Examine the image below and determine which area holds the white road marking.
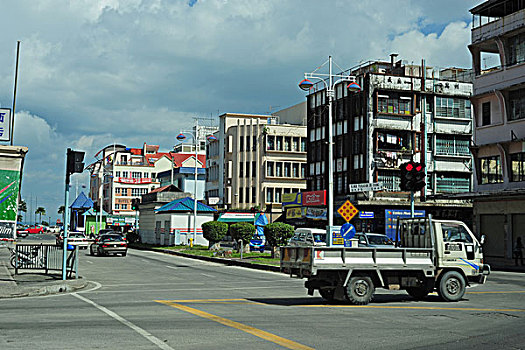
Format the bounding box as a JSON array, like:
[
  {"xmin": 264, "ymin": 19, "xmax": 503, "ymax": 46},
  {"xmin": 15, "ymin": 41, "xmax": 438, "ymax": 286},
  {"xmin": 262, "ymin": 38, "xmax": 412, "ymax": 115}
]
[
  {"xmin": 82, "ymin": 285, "xmax": 300, "ymax": 294},
  {"xmin": 201, "ymin": 273, "xmax": 213, "ymax": 278},
  {"xmin": 72, "ymin": 292, "xmax": 174, "ymax": 350},
  {"xmin": 165, "ymin": 265, "xmax": 177, "ymax": 270}
]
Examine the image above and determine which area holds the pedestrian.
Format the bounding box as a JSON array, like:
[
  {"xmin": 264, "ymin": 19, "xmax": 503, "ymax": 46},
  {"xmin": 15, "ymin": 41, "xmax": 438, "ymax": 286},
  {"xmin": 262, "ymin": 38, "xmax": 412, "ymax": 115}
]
[{"xmin": 513, "ymin": 237, "xmax": 524, "ymax": 266}]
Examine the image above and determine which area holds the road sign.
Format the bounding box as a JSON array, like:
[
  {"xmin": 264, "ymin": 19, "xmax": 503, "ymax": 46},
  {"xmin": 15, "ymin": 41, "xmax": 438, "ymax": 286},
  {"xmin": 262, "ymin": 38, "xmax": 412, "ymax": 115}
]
[
  {"xmin": 337, "ymin": 200, "xmax": 359, "ymax": 222},
  {"xmin": 348, "ymin": 182, "xmax": 384, "ymax": 193}
]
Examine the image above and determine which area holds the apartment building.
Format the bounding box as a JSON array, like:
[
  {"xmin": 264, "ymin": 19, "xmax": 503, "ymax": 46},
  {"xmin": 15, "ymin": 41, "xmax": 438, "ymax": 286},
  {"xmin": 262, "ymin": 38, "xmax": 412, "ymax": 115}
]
[
  {"xmin": 469, "ymin": 0, "xmax": 525, "ymax": 263},
  {"xmin": 304, "ymin": 57, "xmax": 474, "ymax": 233},
  {"xmin": 88, "ymin": 144, "xmax": 162, "ymax": 226},
  {"xmin": 206, "ymin": 111, "xmax": 307, "ymax": 220}
]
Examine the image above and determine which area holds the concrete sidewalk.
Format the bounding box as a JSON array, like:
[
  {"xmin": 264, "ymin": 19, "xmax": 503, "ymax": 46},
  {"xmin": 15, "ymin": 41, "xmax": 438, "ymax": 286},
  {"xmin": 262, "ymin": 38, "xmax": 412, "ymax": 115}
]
[{"xmin": 0, "ymin": 245, "xmax": 89, "ymax": 299}]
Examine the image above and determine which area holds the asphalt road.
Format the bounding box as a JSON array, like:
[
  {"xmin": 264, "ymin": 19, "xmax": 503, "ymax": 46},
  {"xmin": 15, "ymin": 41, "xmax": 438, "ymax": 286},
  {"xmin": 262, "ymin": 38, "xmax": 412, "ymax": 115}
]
[{"xmin": 0, "ymin": 248, "xmax": 524, "ymax": 349}]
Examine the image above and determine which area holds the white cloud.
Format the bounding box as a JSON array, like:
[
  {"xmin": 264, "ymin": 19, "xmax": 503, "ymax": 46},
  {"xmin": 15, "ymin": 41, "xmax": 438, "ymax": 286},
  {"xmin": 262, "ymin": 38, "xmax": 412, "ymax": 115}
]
[{"xmin": 0, "ymin": 0, "xmax": 480, "ymax": 219}]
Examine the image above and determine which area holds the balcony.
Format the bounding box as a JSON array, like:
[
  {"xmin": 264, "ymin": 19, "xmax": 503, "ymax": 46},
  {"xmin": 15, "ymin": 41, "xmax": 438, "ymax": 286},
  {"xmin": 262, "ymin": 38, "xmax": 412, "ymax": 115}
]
[{"xmin": 436, "ymin": 177, "xmax": 470, "ymax": 193}]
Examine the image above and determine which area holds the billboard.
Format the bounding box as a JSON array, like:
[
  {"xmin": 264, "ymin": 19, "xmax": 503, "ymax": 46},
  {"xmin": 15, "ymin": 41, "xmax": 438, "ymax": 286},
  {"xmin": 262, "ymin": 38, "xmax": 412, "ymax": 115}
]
[
  {"xmin": 384, "ymin": 209, "xmax": 425, "ymax": 240},
  {"xmin": 0, "ymin": 146, "xmax": 28, "ymax": 240},
  {"xmin": 302, "ymin": 190, "xmax": 326, "ymax": 206}
]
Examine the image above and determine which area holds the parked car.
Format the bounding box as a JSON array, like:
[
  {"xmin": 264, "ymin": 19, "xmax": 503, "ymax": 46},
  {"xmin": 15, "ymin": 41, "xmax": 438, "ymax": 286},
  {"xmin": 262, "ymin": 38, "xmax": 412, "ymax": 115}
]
[
  {"xmin": 48, "ymin": 225, "xmax": 61, "ymax": 234},
  {"xmin": 90, "ymin": 234, "xmax": 128, "ymax": 256},
  {"xmin": 288, "ymin": 228, "xmax": 327, "ymax": 247},
  {"xmin": 355, "ymin": 233, "xmax": 395, "ymax": 247},
  {"xmin": 26, "ymin": 226, "xmax": 44, "ymax": 234}
]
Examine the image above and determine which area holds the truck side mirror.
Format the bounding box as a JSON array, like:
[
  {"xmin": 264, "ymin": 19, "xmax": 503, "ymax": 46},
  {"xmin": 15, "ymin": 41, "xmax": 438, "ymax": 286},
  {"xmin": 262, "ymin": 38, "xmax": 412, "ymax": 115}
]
[{"xmin": 480, "ymin": 235, "xmax": 486, "ymax": 245}]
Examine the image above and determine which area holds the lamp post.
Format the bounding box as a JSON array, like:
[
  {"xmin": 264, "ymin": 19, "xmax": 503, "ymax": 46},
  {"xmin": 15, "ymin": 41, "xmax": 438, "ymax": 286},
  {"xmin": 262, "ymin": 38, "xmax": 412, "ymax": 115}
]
[{"xmin": 299, "ymin": 56, "xmax": 361, "ymax": 238}]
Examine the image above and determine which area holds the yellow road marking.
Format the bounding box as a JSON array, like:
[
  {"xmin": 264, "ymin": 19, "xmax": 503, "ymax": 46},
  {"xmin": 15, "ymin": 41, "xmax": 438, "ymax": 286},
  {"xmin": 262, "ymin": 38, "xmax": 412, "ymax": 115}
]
[
  {"xmin": 467, "ymin": 290, "xmax": 525, "ymax": 294},
  {"xmin": 156, "ymin": 300, "xmax": 314, "ymax": 350},
  {"xmin": 297, "ymin": 305, "xmax": 525, "ymax": 312},
  {"xmin": 161, "ymin": 298, "xmax": 248, "ymax": 303}
]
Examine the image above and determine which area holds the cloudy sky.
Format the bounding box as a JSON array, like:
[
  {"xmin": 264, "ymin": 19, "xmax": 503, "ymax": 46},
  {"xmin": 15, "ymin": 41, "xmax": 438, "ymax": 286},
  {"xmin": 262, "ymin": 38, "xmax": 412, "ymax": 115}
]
[{"xmin": 0, "ymin": 0, "xmax": 479, "ymax": 223}]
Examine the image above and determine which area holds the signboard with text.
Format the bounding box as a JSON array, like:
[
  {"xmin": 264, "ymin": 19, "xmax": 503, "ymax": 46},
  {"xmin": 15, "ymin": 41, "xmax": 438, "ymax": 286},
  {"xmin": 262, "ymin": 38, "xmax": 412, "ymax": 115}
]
[
  {"xmin": 116, "ymin": 177, "xmax": 153, "ymax": 184},
  {"xmin": 302, "ymin": 190, "xmax": 326, "ymax": 206},
  {"xmin": 0, "ymin": 109, "xmax": 12, "ymax": 142},
  {"xmin": 349, "ymin": 182, "xmax": 384, "ymax": 193},
  {"xmin": 385, "ymin": 209, "xmax": 425, "ymax": 240},
  {"xmin": 282, "ymin": 192, "xmax": 302, "ymax": 208}
]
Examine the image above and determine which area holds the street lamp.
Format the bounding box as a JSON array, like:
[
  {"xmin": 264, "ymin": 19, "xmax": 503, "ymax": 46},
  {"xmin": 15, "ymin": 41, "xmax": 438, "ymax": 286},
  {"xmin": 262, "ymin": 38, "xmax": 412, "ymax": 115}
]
[{"xmin": 298, "ymin": 56, "xmax": 361, "ymax": 238}]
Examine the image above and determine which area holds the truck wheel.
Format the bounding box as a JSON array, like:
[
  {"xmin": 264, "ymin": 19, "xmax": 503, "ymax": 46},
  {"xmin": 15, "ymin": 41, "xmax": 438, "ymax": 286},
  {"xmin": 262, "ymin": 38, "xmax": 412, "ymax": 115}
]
[
  {"xmin": 345, "ymin": 276, "xmax": 374, "ymax": 305},
  {"xmin": 406, "ymin": 279, "xmax": 434, "ymax": 300},
  {"xmin": 438, "ymin": 271, "xmax": 465, "ymax": 302},
  {"xmin": 319, "ymin": 288, "xmax": 335, "ymax": 302}
]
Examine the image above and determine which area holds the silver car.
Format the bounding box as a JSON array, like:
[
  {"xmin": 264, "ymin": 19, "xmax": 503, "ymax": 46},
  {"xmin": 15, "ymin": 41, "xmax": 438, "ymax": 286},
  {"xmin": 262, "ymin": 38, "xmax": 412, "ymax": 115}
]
[{"xmin": 90, "ymin": 234, "xmax": 128, "ymax": 256}]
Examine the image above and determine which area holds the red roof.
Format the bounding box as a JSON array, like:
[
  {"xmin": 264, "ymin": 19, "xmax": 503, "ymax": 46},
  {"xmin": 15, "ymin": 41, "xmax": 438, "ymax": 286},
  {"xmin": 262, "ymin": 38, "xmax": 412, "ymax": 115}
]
[{"xmin": 169, "ymin": 153, "xmax": 206, "ymax": 168}]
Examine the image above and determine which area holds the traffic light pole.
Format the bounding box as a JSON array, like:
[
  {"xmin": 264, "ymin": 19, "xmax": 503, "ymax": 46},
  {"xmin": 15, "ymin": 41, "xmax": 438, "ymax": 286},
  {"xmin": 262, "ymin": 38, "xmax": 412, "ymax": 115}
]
[
  {"xmin": 410, "ymin": 191, "xmax": 414, "ymax": 218},
  {"xmin": 62, "ymin": 175, "xmax": 70, "ymax": 280}
]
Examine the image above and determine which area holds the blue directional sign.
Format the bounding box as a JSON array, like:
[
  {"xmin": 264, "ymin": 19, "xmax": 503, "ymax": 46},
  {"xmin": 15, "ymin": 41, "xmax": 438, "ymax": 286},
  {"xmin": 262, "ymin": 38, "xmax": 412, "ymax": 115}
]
[{"xmin": 341, "ymin": 223, "xmax": 356, "ymax": 247}]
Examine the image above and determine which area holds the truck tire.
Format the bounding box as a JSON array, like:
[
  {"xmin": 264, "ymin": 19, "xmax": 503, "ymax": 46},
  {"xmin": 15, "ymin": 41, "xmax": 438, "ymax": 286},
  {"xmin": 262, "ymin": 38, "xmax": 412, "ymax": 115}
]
[
  {"xmin": 406, "ymin": 279, "xmax": 434, "ymax": 300},
  {"xmin": 319, "ymin": 288, "xmax": 335, "ymax": 302},
  {"xmin": 345, "ymin": 276, "xmax": 374, "ymax": 305},
  {"xmin": 438, "ymin": 271, "xmax": 465, "ymax": 302}
]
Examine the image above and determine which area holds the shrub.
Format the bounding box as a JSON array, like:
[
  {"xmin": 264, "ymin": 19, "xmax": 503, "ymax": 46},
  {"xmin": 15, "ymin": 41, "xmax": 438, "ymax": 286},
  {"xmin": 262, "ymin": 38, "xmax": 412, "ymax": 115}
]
[
  {"xmin": 264, "ymin": 222, "xmax": 295, "ymax": 247},
  {"xmin": 202, "ymin": 221, "xmax": 228, "ymax": 248},
  {"xmin": 230, "ymin": 222, "xmax": 255, "ymax": 246}
]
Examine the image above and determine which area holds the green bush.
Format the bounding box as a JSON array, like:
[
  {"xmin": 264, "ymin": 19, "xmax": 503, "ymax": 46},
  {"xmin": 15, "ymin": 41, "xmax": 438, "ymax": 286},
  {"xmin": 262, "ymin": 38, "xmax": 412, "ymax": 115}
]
[
  {"xmin": 264, "ymin": 222, "xmax": 295, "ymax": 247},
  {"xmin": 202, "ymin": 221, "xmax": 228, "ymax": 247},
  {"xmin": 230, "ymin": 222, "xmax": 255, "ymax": 245}
]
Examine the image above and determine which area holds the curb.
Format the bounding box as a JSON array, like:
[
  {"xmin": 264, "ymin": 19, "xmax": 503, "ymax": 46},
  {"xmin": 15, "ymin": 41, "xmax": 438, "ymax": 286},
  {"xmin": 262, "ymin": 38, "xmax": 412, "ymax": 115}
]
[
  {"xmin": 132, "ymin": 246, "xmax": 281, "ymax": 272},
  {"xmin": 0, "ymin": 280, "xmax": 89, "ymax": 299}
]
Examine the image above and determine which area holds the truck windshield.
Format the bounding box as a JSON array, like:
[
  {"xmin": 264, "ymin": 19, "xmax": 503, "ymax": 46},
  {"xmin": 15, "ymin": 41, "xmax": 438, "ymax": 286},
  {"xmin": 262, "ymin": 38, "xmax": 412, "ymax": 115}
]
[{"xmin": 442, "ymin": 224, "xmax": 473, "ymax": 243}]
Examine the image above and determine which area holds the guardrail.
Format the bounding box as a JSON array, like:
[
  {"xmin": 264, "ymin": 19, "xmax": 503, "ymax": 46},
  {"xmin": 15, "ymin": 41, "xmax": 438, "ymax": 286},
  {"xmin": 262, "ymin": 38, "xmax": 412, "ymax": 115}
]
[{"xmin": 10, "ymin": 243, "xmax": 79, "ymax": 278}]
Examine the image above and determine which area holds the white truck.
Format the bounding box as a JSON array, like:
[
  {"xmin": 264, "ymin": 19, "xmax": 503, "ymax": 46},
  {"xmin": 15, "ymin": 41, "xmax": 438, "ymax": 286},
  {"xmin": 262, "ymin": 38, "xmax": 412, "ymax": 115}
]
[{"xmin": 280, "ymin": 215, "xmax": 490, "ymax": 304}]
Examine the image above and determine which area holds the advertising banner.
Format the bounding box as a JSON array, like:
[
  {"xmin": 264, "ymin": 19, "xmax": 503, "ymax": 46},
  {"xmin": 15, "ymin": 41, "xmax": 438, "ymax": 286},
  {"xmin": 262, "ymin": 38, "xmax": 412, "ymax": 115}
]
[
  {"xmin": 385, "ymin": 209, "xmax": 425, "ymax": 239},
  {"xmin": 0, "ymin": 146, "xmax": 28, "ymax": 240},
  {"xmin": 0, "ymin": 109, "xmax": 12, "ymax": 142},
  {"xmin": 116, "ymin": 177, "xmax": 153, "ymax": 184},
  {"xmin": 302, "ymin": 190, "xmax": 326, "ymax": 206},
  {"xmin": 282, "ymin": 192, "xmax": 302, "ymax": 208},
  {"xmin": 286, "ymin": 207, "xmax": 304, "ymax": 219},
  {"xmin": 305, "ymin": 207, "xmax": 326, "ymax": 220}
]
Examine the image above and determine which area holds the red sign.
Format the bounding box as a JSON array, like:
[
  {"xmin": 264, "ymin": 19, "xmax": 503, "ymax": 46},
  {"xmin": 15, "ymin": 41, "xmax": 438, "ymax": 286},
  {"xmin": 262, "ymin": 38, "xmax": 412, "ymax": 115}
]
[
  {"xmin": 302, "ymin": 190, "xmax": 326, "ymax": 206},
  {"xmin": 116, "ymin": 177, "xmax": 152, "ymax": 184}
]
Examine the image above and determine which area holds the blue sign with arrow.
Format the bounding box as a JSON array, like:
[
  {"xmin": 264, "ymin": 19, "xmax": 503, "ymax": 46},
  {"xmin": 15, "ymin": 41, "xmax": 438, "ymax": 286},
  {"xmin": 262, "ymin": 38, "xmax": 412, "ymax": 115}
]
[{"xmin": 341, "ymin": 223, "xmax": 356, "ymax": 247}]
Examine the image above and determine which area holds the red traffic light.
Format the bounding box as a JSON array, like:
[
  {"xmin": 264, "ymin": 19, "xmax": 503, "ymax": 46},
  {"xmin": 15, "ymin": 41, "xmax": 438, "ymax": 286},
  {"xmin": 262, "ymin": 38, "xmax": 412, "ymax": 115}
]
[
  {"xmin": 405, "ymin": 163, "xmax": 413, "ymax": 171},
  {"xmin": 415, "ymin": 164, "xmax": 422, "ymax": 172}
]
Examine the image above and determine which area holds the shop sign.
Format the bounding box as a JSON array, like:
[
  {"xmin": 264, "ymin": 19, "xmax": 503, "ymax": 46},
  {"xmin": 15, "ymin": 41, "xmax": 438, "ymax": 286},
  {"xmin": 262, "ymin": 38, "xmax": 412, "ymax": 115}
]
[
  {"xmin": 282, "ymin": 192, "xmax": 302, "ymax": 208},
  {"xmin": 359, "ymin": 211, "xmax": 375, "ymax": 219},
  {"xmin": 305, "ymin": 207, "xmax": 327, "ymax": 220},
  {"xmin": 385, "ymin": 209, "xmax": 425, "ymax": 239},
  {"xmin": 116, "ymin": 177, "xmax": 153, "ymax": 184},
  {"xmin": 302, "ymin": 190, "xmax": 326, "ymax": 206},
  {"xmin": 286, "ymin": 207, "xmax": 303, "ymax": 219}
]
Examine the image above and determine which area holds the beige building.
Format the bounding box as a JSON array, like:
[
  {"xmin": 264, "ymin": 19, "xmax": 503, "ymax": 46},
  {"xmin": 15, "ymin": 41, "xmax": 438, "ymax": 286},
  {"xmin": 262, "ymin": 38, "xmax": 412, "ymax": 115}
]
[
  {"xmin": 206, "ymin": 111, "xmax": 307, "ymax": 220},
  {"xmin": 469, "ymin": 0, "xmax": 525, "ymax": 264}
]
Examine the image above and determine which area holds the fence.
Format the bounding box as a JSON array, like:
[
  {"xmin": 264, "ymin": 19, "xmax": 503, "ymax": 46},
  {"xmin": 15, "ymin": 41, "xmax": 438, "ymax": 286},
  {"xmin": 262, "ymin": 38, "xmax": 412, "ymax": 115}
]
[{"xmin": 11, "ymin": 243, "xmax": 79, "ymax": 278}]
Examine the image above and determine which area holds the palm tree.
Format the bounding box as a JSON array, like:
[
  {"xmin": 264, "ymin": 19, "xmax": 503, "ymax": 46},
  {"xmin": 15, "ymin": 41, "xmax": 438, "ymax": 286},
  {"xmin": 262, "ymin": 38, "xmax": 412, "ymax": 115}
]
[
  {"xmin": 35, "ymin": 207, "xmax": 46, "ymax": 224},
  {"xmin": 58, "ymin": 205, "xmax": 65, "ymax": 225},
  {"xmin": 18, "ymin": 200, "xmax": 27, "ymax": 223}
]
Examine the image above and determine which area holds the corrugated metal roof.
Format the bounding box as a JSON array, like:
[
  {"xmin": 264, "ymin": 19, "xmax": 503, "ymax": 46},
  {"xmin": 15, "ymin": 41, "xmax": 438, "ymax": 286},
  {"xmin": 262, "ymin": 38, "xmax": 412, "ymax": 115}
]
[
  {"xmin": 69, "ymin": 192, "xmax": 94, "ymax": 209},
  {"xmin": 155, "ymin": 197, "xmax": 217, "ymax": 213}
]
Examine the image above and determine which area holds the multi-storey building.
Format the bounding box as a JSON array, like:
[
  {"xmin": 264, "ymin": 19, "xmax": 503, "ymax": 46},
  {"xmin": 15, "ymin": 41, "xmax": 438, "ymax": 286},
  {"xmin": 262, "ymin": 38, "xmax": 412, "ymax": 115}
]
[
  {"xmin": 469, "ymin": 0, "xmax": 525, "ymax": 264},
  {"xmin": 88, "ymin": 144, "xmax": 163, "ymax": 226},
  {"xmin": 206, "ymin": 111, "xmax": 307, "ymax": 220},
  {"xmin": 304, "ymin": 57, "xmax": 474, "ymax": 233}
]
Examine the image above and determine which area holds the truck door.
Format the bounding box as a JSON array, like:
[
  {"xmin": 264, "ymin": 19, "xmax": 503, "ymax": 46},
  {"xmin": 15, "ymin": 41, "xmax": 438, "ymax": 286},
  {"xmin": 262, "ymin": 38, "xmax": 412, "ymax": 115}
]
[{"xmin": 440, "ymin": 223, "xmax": 477, "ymax": 269}]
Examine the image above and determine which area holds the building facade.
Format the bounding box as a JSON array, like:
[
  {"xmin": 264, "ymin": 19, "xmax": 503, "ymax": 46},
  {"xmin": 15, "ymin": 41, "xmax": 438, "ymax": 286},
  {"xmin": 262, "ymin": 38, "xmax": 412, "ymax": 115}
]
[
  {"xmin": 304, "ymin": 57, "xmax": 474, "ymax": 233},
  {"xmin": 469, "ymin": 0, "xmax": 525, "ymax": 264},
  {"xmin": 206, "ymin": 112, "xmax": 307, "ymax": 220}
]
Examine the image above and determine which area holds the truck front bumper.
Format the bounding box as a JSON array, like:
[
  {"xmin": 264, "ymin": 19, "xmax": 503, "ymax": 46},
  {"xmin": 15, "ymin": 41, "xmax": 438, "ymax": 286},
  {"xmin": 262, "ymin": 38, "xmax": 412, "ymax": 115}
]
[{"xmin": 477, "ymin": 264, "xmax": 491, "ymax": 284}]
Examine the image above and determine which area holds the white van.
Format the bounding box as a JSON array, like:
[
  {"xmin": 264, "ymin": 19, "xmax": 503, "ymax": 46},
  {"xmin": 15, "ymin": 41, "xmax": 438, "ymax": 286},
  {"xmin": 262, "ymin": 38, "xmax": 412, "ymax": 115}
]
[{"xmin": 288, "ymin": 228, "xmax": 327, "ymax": 246}]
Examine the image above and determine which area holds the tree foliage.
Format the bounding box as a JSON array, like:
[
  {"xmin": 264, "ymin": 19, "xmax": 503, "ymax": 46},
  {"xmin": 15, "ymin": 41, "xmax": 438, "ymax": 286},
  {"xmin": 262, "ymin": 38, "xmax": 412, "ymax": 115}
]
[
  {"xmin": 202, "ymin": 221, "xmax": 228, "ymax": 247},
  {"xmin": 230, "ymin": 222, "xmax": 255, "ymax": 245},
  {"xmin": 264, "ymin": 222, "xmax": 295, "ymax": 247}
]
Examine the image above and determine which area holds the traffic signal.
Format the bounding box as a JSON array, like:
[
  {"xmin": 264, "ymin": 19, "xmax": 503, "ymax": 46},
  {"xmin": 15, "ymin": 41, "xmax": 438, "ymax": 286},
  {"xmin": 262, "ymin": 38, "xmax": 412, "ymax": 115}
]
[
  {"xmin": 131, "ymin": 198, "xmax": 140, "ymax": 210},
  {"xmin": 399, "ymin": 161, "xmax": 426, "ymax": 191},
  {"xmin": 67, "ymin": 148, "xmax": 85, "ymax": 175},
  {"xmin": 93, "ymin": 203, "xmax": 100, "ymax": 212}
]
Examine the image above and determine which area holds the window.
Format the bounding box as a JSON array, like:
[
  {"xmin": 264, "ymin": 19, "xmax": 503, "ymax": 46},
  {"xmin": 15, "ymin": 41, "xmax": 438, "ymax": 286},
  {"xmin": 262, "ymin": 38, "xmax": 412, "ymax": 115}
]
[
  {"xmin": 435, "ymin": 136, "xmax": 470, "ymax": 156},
  {"xmin": 276, "ymin": 136, "xmax": 283, "ymax": 150},
  {"xmin": 378, "ymin": 95, "xmax": 411, "ymax": 115},
  {"xmin": 115, "ymin": 171, "xmax": 121, "ymax": 177},
  {"xmin": 132, "ymin": 188, "xmax": 142, "ymax": 196},
  {"xmin": 115, "ymin": 204, "xmax": 120, "ymax": 210},
  {"xmin": 266, "ymin": 188, "xmax": 274, "ymax": 203},
  {"xmin": 253, "ymin": 136, "xmax": 257, "ymax": 151},
  {"xmin": 121, "ymin": 204, "xmax": 128, "ymax": 210},
  {"xmin": 509, "ymin": 88, "xmax": 525, "ymax": 121},
  {"xmin": 252, "ymin": 186, "xmax": 256, "ymax": 203},
  {"xmin": 284, "ymin": 163, "xmax": 291, "ymax": 177},
  {"xmin": 376, "ymin": 132, "xmax": 411, "ymax": 151},
  {"xmin": 245, "ymin": 187, "xmax": 250, "ymax": 204},
  {"xmin": 354, "ymin": 154, "xmax": 363, "ymax": 169},
  {"xmin": 436, "ymin": 97, "xmax": 471, "ymax": 119},
  {"xmin": 508, "ymin": 32, "xmax": 525, "ymax": 66},
  {"xmin": 239, "ymin": 162, "xmax": 243, "ymax": 177},
  {"xmin": 292, "ymin": 163, "xmax": 299, "ymax": 177},
  {"xmin": 239, "ymin": 137, "xmax": 244, "ymax": 152},
  {"xmin": 267, "ymin": 161, "xmax": 274, "ymax": 177},
  {"xmin": 252, "ymin": 161, "xmax": 256, "ymax": 178},
  {"xmin": 275, "ymin": 188, "xmax": 282, "ymax": 203},
  {"xmin": 284, "ymin": 137, "xmax": 291, "ymax": 151},
  {"xmin": 239, "ymin": 190, "xmax": 243, "ymax": 204},
  {"xmin": 300, "ymin": 138, "xmax": 306, "ymax": 152},
  {"xmin": 442, "ymin": 223, "xmax": 473, "ymax": 243},
  {"xmin": 246, "ymin": 136, "xmax": 250, "ymax": 151},
  {"xmin": 267, "ymin": 136, "xmax": 275, "ymax": 150},
  {"xmin": 120, "ymin": 188, "xmax": 128, "ymax": 196},
  {"xmin": 132, "ymin": 172, "xmax": 141, "ymax": 179},
  {"xmin": 292, "ymin": 137, "xmax": 299, "ymax": 151},
  {"xmin": 482, "ymin": 102, "xmax": 491, "ymax": 126},
  {"xmin": 276, "ymin": 162, "xmax": 283, "ymax": 177},
  {"xmin": 115, "ymin": 188, "xmax": 121, "ymax": 195},
  {"xmin": 511, "ymin": 152, "xmax": 525, "ymax": 182},
  {"xmin": 480, "ymin": 156, "xmax": 503, "ymax": 184},
  {"xmin": 245, "ymin": 161, "xmax": 250, "ymax": 178},
  {"xmin": 122, "ymin": 171, "xmax": 129, "ymax": 178}
]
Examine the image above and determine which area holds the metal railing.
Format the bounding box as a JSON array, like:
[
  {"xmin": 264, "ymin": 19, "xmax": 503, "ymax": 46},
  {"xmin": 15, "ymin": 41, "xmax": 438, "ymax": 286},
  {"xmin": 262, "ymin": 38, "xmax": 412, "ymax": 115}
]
[{"xmin": 9, "ymin": 244, "xmax": 79, "ymax": 278}]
